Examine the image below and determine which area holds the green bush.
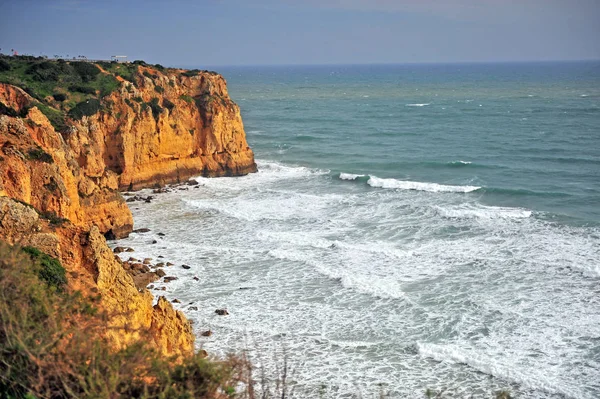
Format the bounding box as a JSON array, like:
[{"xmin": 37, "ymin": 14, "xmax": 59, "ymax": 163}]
[
  {"xmin": 21, "ymin": 246, "xmax": 67, "ymax": 290},
  {"xmin": 179, "ymin": 94, "xmax": 193, "ymax": 103},
  {"xmin": 163, "ymin": 98, "xmax": 175, "ymax": 111},
  {"xmin": 0, "ymin": 59, "xmax": 10, "ymax": 72},
  {"xmin": 0, "ymin": 242, "xmax": 252, "ymax": 399},
  {"xmin": 148, "ymin": 97, "xmax": 162, "ymax": 120},
  {"xmin": 0, "ymin": 101, "xmax": 20, "ymax": 117},
  {"xmin": 69, "ymin": 85, "xmax": 96, "ymax": 94},
  {"xmin": 52, "ymin": 93, "xmax": 67, "ymax": 102},
  {"xmin": 68, "ymin": 98, "xmax": 101, "ymax": 119},
  {"xmin": 26, "ymin": 147, "xmax": 54, "ymax": 163},
  {"xmin": 71, "ymin": 62, "xmax": 101, "ymax": 83},
  {"xmin": 38, "ymin": 210, "xmax": 69, "ymax": 226},
  {"xmin": 181, "ymin": 69, "xmax": 200, "ymax": 77},
  {"xmin": 154, "ymin": 85, "xmax": 164, "ymax": 94}
]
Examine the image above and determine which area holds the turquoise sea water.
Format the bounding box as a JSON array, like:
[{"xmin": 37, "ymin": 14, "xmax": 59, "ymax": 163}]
[{"xmin": 117, "ymin": 62, "xmax": 600, "ymax": 398}]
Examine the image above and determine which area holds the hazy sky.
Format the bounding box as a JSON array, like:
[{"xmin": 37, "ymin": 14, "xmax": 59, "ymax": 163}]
[{"xmin": 1, "ymin": 0, "xmax": 598, "ymax": 67}]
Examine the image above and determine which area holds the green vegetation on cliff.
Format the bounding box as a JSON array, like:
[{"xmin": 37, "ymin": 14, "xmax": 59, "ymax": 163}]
[{"xmin": 0, "ymin": 242, "xmax": 251, "ymax": 399}]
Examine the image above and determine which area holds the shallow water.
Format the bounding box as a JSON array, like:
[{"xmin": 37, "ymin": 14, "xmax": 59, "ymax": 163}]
[{"xmin": 116, "ymin": 62, "xmax": 600, "ymax": 398}]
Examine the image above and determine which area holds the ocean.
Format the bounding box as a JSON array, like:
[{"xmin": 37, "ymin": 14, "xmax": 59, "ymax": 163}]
[{"xmin": 116, "ymin": 62, "xmax": 600, "ymax": 398}]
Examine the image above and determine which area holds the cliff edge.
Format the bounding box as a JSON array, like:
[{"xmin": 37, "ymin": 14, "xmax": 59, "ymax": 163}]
[{"xmin": 0, "ymin": 56, "xmax": 256, "ymax": 357}]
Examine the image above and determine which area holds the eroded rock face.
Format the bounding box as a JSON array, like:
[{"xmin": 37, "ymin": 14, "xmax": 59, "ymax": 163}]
[
  {"xmin": 63, "ymin": 67, "xmax": 256, "ymax": 191},
  {"xmin": 0, "ymin": 63, "xmax": 254, "ymax": 358},
  {"xmin": 0, "ymin": 87, "xmax": 133, "ymax": 239},
  {"xmin": 0, "ymin": 198, "xmax": 194, "ymax": 357}
]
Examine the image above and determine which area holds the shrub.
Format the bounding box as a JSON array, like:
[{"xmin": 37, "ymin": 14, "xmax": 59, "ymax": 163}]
[
  {"xmin": 97, "ymin": 74, "xmax": 120, "ymax": 97},
  {"xmin": 148, "ymin": 97, "xmax": 163, "ymax": 120},
  {"xmin": 26, "ymin": 61, "xmax": 67, "ymax": 82},
  {"xmin": 71, "ymin": 62, "xmax": 101, "ymax": 82},
  {"xmin": 52, "ymin": 93, "xmax": 67, "ymax": 102},
  {"xmin": 0, "ymin": 242, "xmax": 252, "ymax": 399},
  {"xmin": 68, "ymin": 98, "xmax": 101, "ymax": 119},
  {"xmin": 0, "ymin": 59, "xmax": 10, "ymax": 72},
  {"xmin": 181, "ymin": 69, "xmax": 201, "ymax": 77},
  {"xmin": 179, "ymin": 94, "xmax": 193, "ymax": 103},
  {"xmin": 143, "ymin": 71, "xmax": 157, "ymax": 80},
  {"xmin": 69, "ymin": 85, "xmax": 96, "ymax": 94},
  {"xmin": 133, "ymin": 96, "xmax": 143, "ymax": 103},
  {"xmin": 163, "ymin": 98, "xmax": 175, "ymax": 111},
  {"xmin": 0, "ymin": 101, "xmax": 19, "ymax": 117},
  {"xmin": 132, "ymin": 59, "xmax": 147, "ymax": 65},
  {"xmin": 154, "ymin": 85, "xmax": 164, "ymax": 94},
  {"xmin": 38, "ymin": 210, "xmax": 69, "ymax": 226},
  {"xmin": 21, "ymin": 246, "xmax": 67, "ymax": 290},
  {"xmin": 26, "ymin": 147, "xmax": 54, "ymax": 163}
]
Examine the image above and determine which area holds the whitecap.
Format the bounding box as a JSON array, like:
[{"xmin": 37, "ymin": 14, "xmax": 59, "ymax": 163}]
[
  {"xmin": 367, "ymin": 176, "xmax": 480, "ymax": 193},
  {"xmin": 448, "ymin": 160, "xmax": 472, "ymax": 165},
  {"xmin": 405, "ymin": 103, "xmax": 430, "ymax": 107},
  {"xmin": 339, "ymin": 172, "xmax": 365, "ymax": 180},
  {"xmin": 435, "ymin": 204, "xmax": 532, "ymax": 220}
]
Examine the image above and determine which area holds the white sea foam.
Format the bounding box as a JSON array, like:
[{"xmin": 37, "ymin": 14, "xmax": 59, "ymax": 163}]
[
  {"xmin": 339, "ymin": 172, "xmax": 365, "ymax": 180},
  {"xmin": 449, "ymin": 160, "xmax": 472, "ymax": 165},
  {"xmin": 405, "ymin": 103, "xmax": 430, "ymax": 107},
  {"xmin": 436, "ymin": 204, "xmax": 532, "ymax": 220},
  {"xmin": 417, "ymin": 342, "xmax": 581, "ymax": 398},
  {"xmin": 367, "ymin": 176, "xmax": 480, "ymax": 193}
]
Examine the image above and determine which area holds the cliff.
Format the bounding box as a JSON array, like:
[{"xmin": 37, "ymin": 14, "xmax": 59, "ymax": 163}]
[
  {"xmin": 0, "ymin": 56, "xmax": 256, "ymax": 358},
  {"xmin": 65, "ymin": 65, "xmax": 256, "ymax": 191}
]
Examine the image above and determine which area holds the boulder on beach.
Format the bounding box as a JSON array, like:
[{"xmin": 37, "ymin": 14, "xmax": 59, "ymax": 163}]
[{"xmin": 215, "ymin": 309, "xmax": 229, "ymax": 316}]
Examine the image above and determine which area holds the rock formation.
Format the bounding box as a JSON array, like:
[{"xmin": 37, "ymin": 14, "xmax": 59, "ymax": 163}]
[{"xmin": 0, "ymin": 59, "xmax": 256, "ymax": 357}]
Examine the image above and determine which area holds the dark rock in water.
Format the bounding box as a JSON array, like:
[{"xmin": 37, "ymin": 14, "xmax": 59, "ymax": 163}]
[
  {"xmin": 155, "ymin": 262, "xmax": 165, "ymax": 267},
  {"xmin": 156, "ymin": 269, "xmax": 166, "ymax": 277},
  {"xmin": 151, "ymin": 240, "xmax": 158, "ymax": 244},
  {"xmin": 181, "ymin": 264, "xmax": 191, "ymax": 269},
  {"xmin": 193, "ymin": 276, "xmax": 200, "ymax": 281},
  {"xmin": 166, "ymin": 262, "xmax": 174, "ymax": 266},
  {"xmin": 113, "ymin": 246, "xmax": 127, "ymax": 253},
  {"xmin": 133, "ymin": 228, "xmax": 151, "ymax": 233},
  {"xmin": 148, "ymin": 285, "xmax": 154, "ymax": 289},
  {"xmin": 215, "ymin": 309, "xmax": 229, "ymax": 316},
  {"xmin": 158, "ymin": 232, "xmax": 166, "ymax": 237},
  {"xmin": 201, "ymin": 330, "xmax": 212, "ymax": 337},
  {"xmin": 126, "ymin": 197, "xmax": 136, "ymax": 203},
  {"xmin": 143, "ymin": 258, "xmax": 152, "ymax": 265},
  {"xmin": 160, "ymin": 287, "xmax": 166, "ymax": 291},
  {"xmin": 172, "ymin": 299, "xmax": 181, "ymax": 303},
  {"xmin": 158, "ymin": 255, "xmax": 164, "ymax": 258},
  {"xmin": 127, "ymin": 257, "xmax": 139, "ymax": 262},
  {"xmin": 199, "ymin": 349, "xmax": 208, "ymax": 358},
  {"xmin": 164, "ymin": 276, "xmax": 178, "ymax": 283},
  {"xmin": 189, "ymin": 306, "xmax": 198, "ymax": 311},
  {"xmin": 187, "ymin": 180, "xmax": 199, "ymax": 186},
  {"xmin": 126, "ymin": 248, "xmax": 135, "ymax": 252}
]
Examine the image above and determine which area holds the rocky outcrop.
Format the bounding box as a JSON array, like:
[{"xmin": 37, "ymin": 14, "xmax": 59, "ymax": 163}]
[
  {"xmin": 0, "ymin": 61, "xmax": 255, "ymax": 358},
  {"xmin": 64, "ymin": 66, "xmax": 256, "ymax": 191},
  {"xmin": 0, "ymin": 197, "xmax": 194, "ymax": 357},
  {"xmin": 0, "ymin": 85, "xmax": 133, "ymax": 239}
]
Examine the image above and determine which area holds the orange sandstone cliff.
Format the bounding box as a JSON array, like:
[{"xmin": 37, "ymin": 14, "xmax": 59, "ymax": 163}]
[
  {"xmin": 0, "ymin": 61, "xmax": 256, "ymax": 357},
  {"xmin": 65, "ymin": 66, "xmax": 256, "ymax": 191}
]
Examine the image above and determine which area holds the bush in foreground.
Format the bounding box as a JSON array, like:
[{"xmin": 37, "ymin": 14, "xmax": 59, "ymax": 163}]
[{"xmin": 0, "ymin": 242, "xmax": 251, "ymax": 398}]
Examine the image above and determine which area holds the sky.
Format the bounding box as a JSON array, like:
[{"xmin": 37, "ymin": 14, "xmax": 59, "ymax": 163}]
[{"xmin": 0, "ymin": 0, "xmax": 598, "ymax": 67}]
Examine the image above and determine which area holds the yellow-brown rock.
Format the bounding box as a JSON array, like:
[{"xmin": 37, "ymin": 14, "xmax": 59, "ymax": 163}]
[
  {"xmin": 64, "ymin": 66, "xmax": 256, "ymax": 190},
  {"xmin": 0, "ymin": 85, "xmax": 133, "ymax": 239},
  {"xmin": 0, "ymin": 62, "xmax": 255, "ymax": 359},
  {"xmin": 0, "ymin": 197, "xmax": 194, "ymax": 357}
]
